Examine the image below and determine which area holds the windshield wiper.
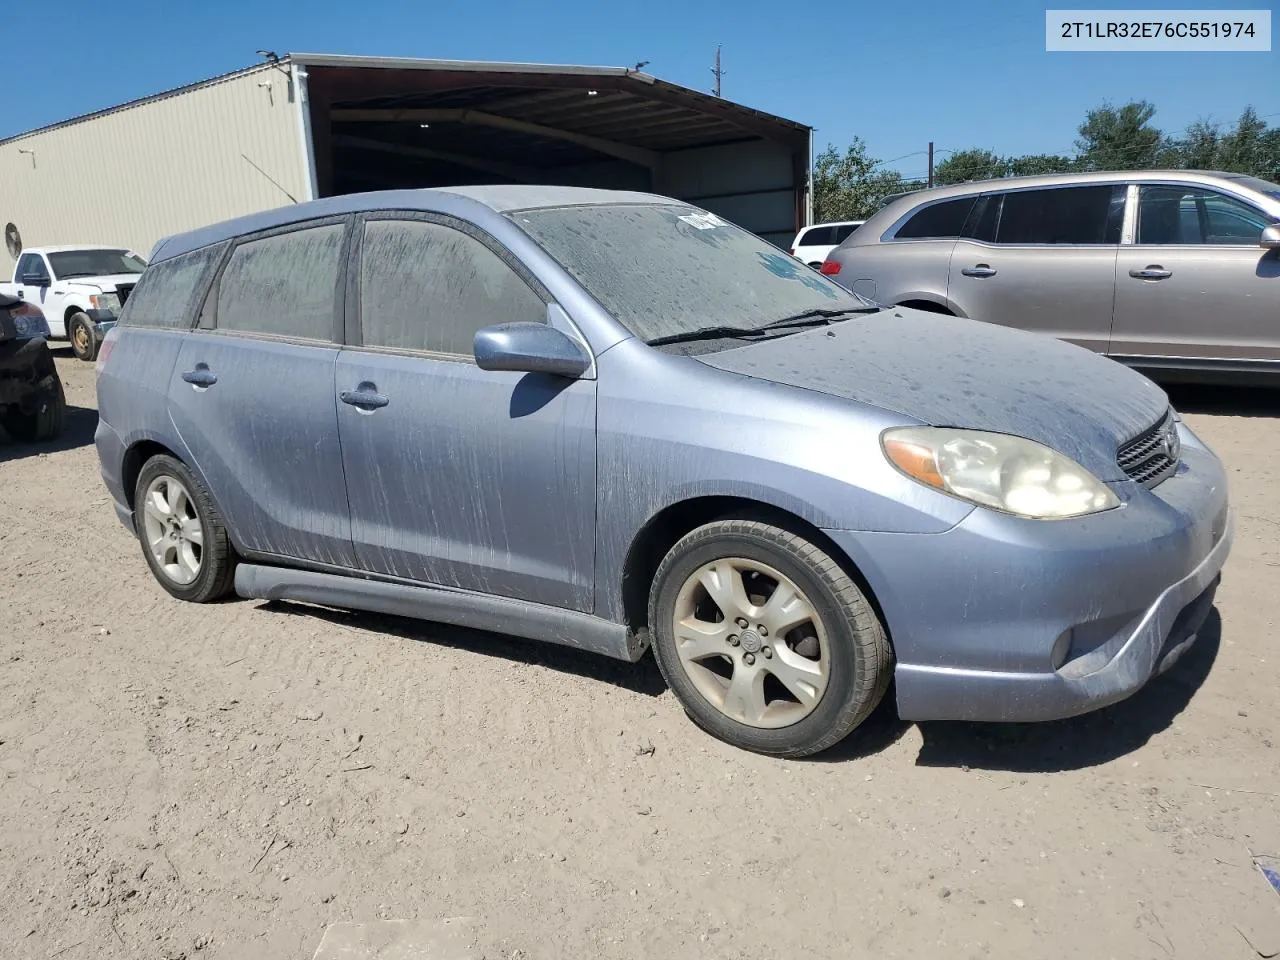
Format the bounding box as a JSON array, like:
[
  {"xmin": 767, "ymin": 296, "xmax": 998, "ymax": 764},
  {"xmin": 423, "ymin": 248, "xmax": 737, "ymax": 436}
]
[
  {"xmin": 645, "ymin": 306, "xmax": 878, "ymax": 348},
  {"xmin": 645, "ymin": 324, "xmax": 762, "ymax": 347}
]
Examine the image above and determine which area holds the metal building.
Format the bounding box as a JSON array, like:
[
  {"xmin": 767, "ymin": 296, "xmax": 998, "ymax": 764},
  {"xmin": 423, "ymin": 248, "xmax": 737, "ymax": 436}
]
[{"xmin": 0, "ymin": 54, "xmax": 813, "ymax": 274}]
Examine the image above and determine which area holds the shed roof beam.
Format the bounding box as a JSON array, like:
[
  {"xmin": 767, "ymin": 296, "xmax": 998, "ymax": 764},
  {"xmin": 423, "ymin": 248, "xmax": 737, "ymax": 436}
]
[
  {"xmin": 331, "ymin": 108, "xmax": 660, "ymax": 169},
  {"xmin": 332, "ymin": 134, "xmax": 537, "ymax": 180}
]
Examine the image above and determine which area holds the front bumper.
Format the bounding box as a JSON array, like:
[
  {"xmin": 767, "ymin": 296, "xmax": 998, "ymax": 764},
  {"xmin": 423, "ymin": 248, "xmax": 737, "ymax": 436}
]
[
  {"xmin": 824, "ymin": 436, "xmax": 1232, "ymax": 723},
  {"xmin": 85, "ymin": 309, "xmax": 117, "ymax": 341}
]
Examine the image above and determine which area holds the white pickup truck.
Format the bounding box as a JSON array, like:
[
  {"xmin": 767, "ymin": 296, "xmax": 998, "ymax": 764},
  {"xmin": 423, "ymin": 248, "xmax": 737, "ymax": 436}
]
[{"xmin": 0, "ymin": 245, "xmax": 147, "ymax": 361}]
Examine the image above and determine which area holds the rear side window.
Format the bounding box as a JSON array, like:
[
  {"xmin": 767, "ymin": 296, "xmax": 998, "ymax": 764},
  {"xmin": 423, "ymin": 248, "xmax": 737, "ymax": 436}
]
[
  {"xmin": 214, "ymin": 225, "xmax": 344, "ymax": 340},
  {"xmin": 834, "ymin": 223, "xmax": 861, "ymax": 242},
  {"xmin": 798, "ymin": 226, "xmax": 835, "ymax": 246},
  {"xmin": 359, "ymin": 219, "xmax": 545, "ymax": 356},
  {"xmin": 995, "ymin": 186, "xmax": 1124, "ymax": 244},
  {"xmin": 119, "ymin": 244, "xmax": 224, "ymax": 330},
  {"xmin": 895, "ymin": 198, "xmax": 976, "ymax": 239}
]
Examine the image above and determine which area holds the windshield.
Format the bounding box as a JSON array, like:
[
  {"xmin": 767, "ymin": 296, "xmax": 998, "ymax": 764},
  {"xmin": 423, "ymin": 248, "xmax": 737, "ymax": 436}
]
[
  {"xmin": 509, "ymin": 203, "xmax": 876, "ymax": 345},
  {"xmin": 48, "ymin": 249, "xmax": 147, "ymax": 279}
]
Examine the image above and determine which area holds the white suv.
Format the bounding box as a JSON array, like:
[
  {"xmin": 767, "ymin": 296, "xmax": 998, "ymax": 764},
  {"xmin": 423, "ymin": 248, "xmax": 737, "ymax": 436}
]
[{"xmin": 790, "ymin": 221, "xmax": 864, "ymax": 267}]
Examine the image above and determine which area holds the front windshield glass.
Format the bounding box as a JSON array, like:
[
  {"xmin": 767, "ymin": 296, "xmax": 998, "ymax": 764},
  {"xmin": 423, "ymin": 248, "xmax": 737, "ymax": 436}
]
[
  {"xmin": 49, "ymin": 249, "xmax": 147, "ymax": 279},
  {"xmin": 509, "ymin": 203, "xmax": 876, "ymax": 344}
]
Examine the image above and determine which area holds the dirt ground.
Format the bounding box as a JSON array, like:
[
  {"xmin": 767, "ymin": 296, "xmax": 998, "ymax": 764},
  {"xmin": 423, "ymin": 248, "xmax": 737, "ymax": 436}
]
[{"xmin": 1, "ymin": 351, "xmax": 1278, "ymax": 960}]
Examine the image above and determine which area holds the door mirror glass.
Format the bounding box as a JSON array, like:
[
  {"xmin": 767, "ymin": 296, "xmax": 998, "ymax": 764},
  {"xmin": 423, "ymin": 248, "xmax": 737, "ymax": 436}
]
[
  {"xmin": 1260, "ymin": 224, "xmax": 1280, "ymax": 249},
  {"xmin": 473, "ymin": 321, "xmax": 591, "ymax": 378}
]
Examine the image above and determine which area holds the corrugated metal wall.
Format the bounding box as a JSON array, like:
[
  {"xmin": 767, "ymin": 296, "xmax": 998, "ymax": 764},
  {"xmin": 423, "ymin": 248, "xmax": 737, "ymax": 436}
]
[
  {"xmin": 0, "ymin": 64, "xmax": 309, "ymax": 274},
  {"xmin": 660, "ymin": 141, "xmax": 800, "ymax": 247}
]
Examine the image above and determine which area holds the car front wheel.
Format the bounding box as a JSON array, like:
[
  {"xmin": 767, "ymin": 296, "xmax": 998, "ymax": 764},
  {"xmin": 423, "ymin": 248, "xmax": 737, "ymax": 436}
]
[
  {"xmin": 649, "ymin": 518, "xmax": 892, "ymax": 758},
  {"xmin": 68, "ymin": 312, "xmax": 99, "ymax": 362},
  {"xmin": 134, "ymin": 455, "xmax": 236, "ymax": 602}
]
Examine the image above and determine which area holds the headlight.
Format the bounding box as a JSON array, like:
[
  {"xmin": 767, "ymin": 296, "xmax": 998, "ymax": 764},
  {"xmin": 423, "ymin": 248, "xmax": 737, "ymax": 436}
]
[
  {"xmin": 882, "ymin": 427, "xmax": 1120, "ymax": 519},
  {"xmin": 90, "ymin": 293, "xmax": 122, "ymax": 313}
]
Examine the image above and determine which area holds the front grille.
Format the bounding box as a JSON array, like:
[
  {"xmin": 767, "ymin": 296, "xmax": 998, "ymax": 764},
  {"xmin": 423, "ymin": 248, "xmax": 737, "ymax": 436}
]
[{"xmin": 1117, "ymin": 411, "xmax": 1178, "ymax": 488}]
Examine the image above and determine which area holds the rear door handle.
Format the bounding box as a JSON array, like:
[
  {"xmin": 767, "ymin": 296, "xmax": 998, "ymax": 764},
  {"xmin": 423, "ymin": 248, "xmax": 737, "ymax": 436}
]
[
  {"xmin": 181, "ymin": 368, "xmax": 217, "ymax": 387},
  {"xmin": 1129, "ymin": 266, "xmax": 1172, "ymax": 280},
  {"xmin": 961, "ymin": 264, "xmax": 997, "ymax": 278},
  {"xmin": 340, "ymin": 385, "xmax": 390, "ymax": 410}
]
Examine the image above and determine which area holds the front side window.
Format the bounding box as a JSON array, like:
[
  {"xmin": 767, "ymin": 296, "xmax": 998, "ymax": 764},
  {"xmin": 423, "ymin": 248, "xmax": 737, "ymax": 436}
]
[
  {"xmin": 215, "ymin": 225, "xmax": 344, "ymax": 340},
  {"xmin": 119, "ymin": 243, "xmax": 225, "ymax": 330},
  {"xmin": 48, "ymin": 248, "xmax": 146, "ymax": 279},
  {"xmin": 995, "ymin": 186, "xmax": 1124, "ymax": 244},
  {"xmin": 895, "ymin": 198, "xmax": 976, "ymax": 240},
  {"xmin": 798, "ymin": 226, "xmax": 835, "ymax": 246},
  {"xmin": 510, "ymin": 203, "xmax": 872, "ymax": 346},
  {"xmin": 359, "ymin": 219, "xmax": 545, "ymax": 355},
  {"xmin": 1137, "ymin": 185, "xmax": 1273, "ymax": 245},
  {"xmin": 16, "ymin": 253, "xmax": 48, "ymax": 282}
]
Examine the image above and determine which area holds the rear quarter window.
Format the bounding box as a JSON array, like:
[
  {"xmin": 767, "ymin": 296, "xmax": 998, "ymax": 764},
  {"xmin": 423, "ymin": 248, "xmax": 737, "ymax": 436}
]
[
  {"xmin": 894, "ymin": 198, "xmax": 976, "ymax": 240},
  {"xmin": 118, "ymin": 243, "xmax": 226, "ymax": 330}
]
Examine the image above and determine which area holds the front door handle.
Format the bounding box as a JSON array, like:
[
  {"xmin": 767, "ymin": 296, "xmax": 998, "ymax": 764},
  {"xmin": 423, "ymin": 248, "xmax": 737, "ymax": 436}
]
[
  {"xmin": 340, "ymin": 385, "xmax": 390, "ymax": 410},
  {"xmin": 181, "ymin": 368, "xmax": 218, "ymax": 387},
  {"xmin": 1129, "ymin": 266, "xmax": 1172, "ymax": 280},
  {"xmin": 961, "ymin": 264, "xmax": 997, "ymax": 278}
]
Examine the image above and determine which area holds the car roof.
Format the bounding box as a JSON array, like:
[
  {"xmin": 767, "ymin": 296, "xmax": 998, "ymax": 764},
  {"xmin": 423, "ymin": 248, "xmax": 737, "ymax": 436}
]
[
  {"xmin": 27, "ymin": 244, "xmax": 132, "ymax": 254},
  {"xmin": 150, "ymin": 185, "xmax": 682, "ymax": 264},
  {"xmin": 800, "ymin": 220, "xmax": 863, "ymax": 230},
  {"xmin": 881, "ymin": 169, "xmax": 1266, "ymax": 204}
]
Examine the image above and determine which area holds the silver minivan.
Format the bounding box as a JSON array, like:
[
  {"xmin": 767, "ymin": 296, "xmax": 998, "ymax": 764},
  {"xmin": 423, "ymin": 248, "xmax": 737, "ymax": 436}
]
[{"xmin": 822, "ymin": 170, "xmax": 1280, "ymax": 379}]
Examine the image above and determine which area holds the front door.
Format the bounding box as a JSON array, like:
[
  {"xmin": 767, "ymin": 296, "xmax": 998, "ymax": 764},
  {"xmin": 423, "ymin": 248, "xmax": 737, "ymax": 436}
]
[
  {"xmin": 13, "ymin": 253, "xmax": 58, "ymax": 333},
  {"xmin": 167, "ymin": 219, "xmax": 356, "ymax": 567},
  {"xmin": 1111, "ymin": 183, "xmax": 1280, "ymax": 364},
  {"xmin": 947, "ymin": 184, "xmax": 1125, "ymax": 353},
  {"xmin": 335, "ymin": 214, "xmax": 597, "ymax": 611}
]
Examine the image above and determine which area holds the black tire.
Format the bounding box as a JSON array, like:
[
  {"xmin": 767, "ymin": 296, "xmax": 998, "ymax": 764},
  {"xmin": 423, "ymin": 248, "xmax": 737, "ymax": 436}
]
[
  {"xmin": 648, "ymin": 519, "xmax": 892, "ymax": 758},
  {"xmin": 134, "ymin": 454, "xmax": 236, "ymax": 603},
  {"xmin": 2, "ymin": 374, "xmax": 65, "ymax": 442},
  {"xmin": 68, "ymin": 312, "xmax": 98, "ymax": 362}
]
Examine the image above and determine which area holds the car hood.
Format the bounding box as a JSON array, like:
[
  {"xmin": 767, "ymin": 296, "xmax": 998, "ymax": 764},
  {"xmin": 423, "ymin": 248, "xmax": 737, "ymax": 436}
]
[
  {"xmin": 64, "ymin": 274, "xmax": 142, "ymax": 292},
  {"xmin": 695, "ymin": 308, "xmax": 1170, "ymax": 481}
]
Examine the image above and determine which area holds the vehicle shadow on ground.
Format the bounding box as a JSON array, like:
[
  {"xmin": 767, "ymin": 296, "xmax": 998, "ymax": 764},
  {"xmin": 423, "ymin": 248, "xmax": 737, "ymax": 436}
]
[
  {"xmin": 0, "ymin": 404, "xmax": 98, "ymax": 462},
  {"xmin": 912, "ymin": 609, "xmax": 1222, "ymax": 773},
  {"xmin": 256, "ymin": 600, "xmax": 670, "ymax": 697},
  {"xmin": 1165, "ymin": 383, "xmax": 1280, "ymax": 417}
]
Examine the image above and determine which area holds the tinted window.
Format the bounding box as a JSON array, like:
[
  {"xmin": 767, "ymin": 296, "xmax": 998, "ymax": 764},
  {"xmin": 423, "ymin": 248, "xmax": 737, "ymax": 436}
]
[
  {"xmin": 1137, "ymin": 185, "xmax": 1272, "ymax": 244},
  {"xmin": 511, "ymin": 203, "xmax": 872, "ymax": 345},
  {"xmin": 48, "ymin": 249, "xmax": 146, "ymax": 278},
  {"xmin": 359, "ymin": 220, "xmax": 545, "ymax": 355},
  {"xmin": 962, "ymin": 195, "xmax": 1000, "ymax": 242},
  {"xmin": 798, "ymin": 226, "xmax": 835, "ymax": 246},
  {"xmin": 995, "ymin": 186, "xmax": 1123, "ymax": 244},
  {"xmin": 16, "ymin": 254, "xmax": 48, "ymax": 282},
  {"xmin": 895, "ymin": 198, "xmax": 976, "ymax": 239},
  {"xmin": 118, "ymin": 244, "xmax": 225, "ymax": 329},
  {"xmin": 215, "ymin": 225, "xmax": 344, "ymax": 340},
  {"xmin": 834, "ymin": 223, "xmax": 862, "ymax": 242}
]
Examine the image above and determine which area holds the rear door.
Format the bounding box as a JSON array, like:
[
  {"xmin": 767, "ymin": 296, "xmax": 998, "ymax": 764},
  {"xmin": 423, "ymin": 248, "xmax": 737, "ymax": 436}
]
[
  {"xmin": 166, "ymin": 217, "xmax": 356, "ymax": 567},
  {"xmin": 335, "ymin": 212, "xmax": 597, "ymax": 611},
  {"xmin": 1111, "ymin": 182, "xmax": 1280, "ymax": 365},
  {"xmin": 947, "ymin": 184, "xmax": 1125, "ymax": 352}
]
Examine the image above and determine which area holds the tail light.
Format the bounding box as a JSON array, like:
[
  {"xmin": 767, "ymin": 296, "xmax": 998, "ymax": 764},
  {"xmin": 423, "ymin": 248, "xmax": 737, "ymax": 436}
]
[
  {"xmin": 820, "ymin": 260, "xmax": 841, "ymax": 275},
  {"xmin": 96, "ymin": 327, "xmax": 118, "ymax": 374}
]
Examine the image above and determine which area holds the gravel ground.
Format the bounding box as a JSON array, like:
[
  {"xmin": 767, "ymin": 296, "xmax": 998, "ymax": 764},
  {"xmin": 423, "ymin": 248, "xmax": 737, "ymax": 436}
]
[{"xmin": 1, "ymin": 352, "xmax": 1277, "ymax": 960}]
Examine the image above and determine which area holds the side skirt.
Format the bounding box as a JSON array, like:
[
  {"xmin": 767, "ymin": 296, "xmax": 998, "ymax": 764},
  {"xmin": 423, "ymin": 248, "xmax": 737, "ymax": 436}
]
[{"xmin": 234, "ymin": 563, "xmax": 645, "ymax": 662}]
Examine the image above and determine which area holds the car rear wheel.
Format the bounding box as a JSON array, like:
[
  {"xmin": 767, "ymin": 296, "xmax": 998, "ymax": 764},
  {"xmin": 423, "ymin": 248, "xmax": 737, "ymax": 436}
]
[
  {"xmin": 2, "ymin": 374, "xmax": 65, "ymax": 443},
  {"xmin": 68, "ymin": 312, "xmax": 98, "ymax": 362},
  {"xmin": 134, "ymin": 455, "xmax": 235, "ymax": 602},
  {"xmin": 648, "ymin": 518, "xmax": 892, "ymax": 758}
]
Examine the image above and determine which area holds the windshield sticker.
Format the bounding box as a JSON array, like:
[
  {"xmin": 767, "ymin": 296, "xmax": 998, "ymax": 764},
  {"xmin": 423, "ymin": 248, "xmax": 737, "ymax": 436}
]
[
  {"xmin": 756, "ymin": 251, "xmax": 841, "ymax": 299},
  {"xmin": 677, "ymin": 212, "xmax": 726, "ymax": 230}
]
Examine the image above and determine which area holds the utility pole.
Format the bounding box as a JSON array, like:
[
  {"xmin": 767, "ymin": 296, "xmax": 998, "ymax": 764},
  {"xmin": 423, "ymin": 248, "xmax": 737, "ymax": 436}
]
[
  {"xmin": 711, "ymin": 44, "xmax": 724, "ymax": 97},
  {"xmin": 927, "ymin": 141, "xmax": 935, "ymax": 188}
]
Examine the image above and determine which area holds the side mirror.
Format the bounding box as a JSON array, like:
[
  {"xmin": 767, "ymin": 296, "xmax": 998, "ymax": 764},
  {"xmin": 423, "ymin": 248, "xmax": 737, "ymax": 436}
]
[
  {"xmin": 1260, "ymin": 224, "xmax": 1280, "ymax": 249},
  {"xmin": 474, "ymin": 321, "xmax": 591, "ymax": 378},
  {"xmin": 21, "ymin": 274, "xmax": 50, "ymax": 287}
]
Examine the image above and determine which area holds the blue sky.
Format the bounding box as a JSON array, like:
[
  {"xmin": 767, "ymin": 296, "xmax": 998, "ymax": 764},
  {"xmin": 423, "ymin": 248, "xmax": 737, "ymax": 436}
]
[{"xmin": 4, "ymin": 0, "xmax": 1277, "ymax": 176}]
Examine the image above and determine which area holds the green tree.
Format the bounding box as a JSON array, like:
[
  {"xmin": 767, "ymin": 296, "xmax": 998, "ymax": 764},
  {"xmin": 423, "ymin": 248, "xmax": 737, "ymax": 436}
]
[
  {"xmin": 813, "ymin": 139, "xmax": 914, "ymax": 220},
  {"xmin": 1075, "ymin": 100, "xmax": 1163, "ymax": 170},
  {"xmin": 1214, "ymin": 107, "xmax": 1280, "ymax": 180},
  {"xmin": 1006, "ymin": 154, "xmax": 1075, "ymax": 177},
  {"xmin": 934, "ymin": 149, "xmax": 1008, "ymax": 185}
]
